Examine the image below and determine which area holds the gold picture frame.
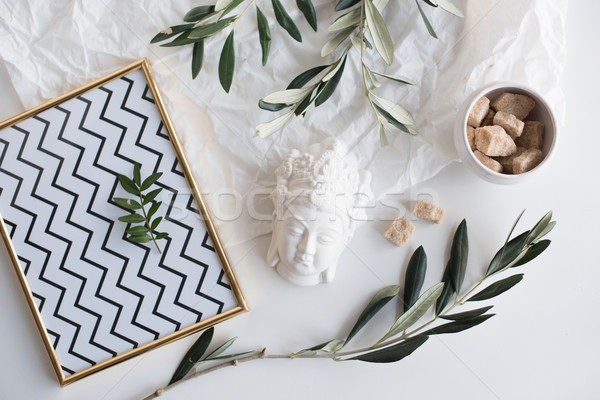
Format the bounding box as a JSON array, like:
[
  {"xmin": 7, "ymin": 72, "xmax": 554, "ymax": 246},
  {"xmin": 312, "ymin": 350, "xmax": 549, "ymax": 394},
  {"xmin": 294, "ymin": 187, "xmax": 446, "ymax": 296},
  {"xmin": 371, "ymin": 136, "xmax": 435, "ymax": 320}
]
[{"xmin": 0, "ymin": 58, "xmax": 248, "ymax": 386}]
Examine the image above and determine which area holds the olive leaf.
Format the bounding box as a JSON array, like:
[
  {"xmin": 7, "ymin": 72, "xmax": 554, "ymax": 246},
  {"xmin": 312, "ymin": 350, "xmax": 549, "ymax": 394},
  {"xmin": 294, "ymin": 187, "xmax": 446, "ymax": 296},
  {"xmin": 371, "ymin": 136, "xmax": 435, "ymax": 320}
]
[
  {"xmin": 258, "ymin": 100, "xmax": 289, "ymax": 112},
  {"xmin": 421, "ymin": 314, "xmax": 494, "ymax": 336},
  {"xmin": 256, "ymin": 6, "xmax": 271, "ymax": 66},
  {"xmin": 379, "ymin": 125, "xmax": 389, "ymax": 146},
  {"xmin": 440, "ymin": 305, "xmax": 494, "ymax": 321},
  {"xmin": 343, "ymin": 335, "xmax": 428, "ymax": 363},
  {"xmin": 321, "ymin": 26, "xmax": 355, "ymax": 57},
  {"xmin": 363, "ymin": 66, "xmax": 381, "ymax": 90},
  {"xmin": 525, "ymin": 210, "xmax": 553, "ymax": 245},
  {"xmin": 272, "ymin": 0, "xmax": 302, "ymax": 42},
  {"xmin": 220, "ymin": 0, "xmax": 245, "ymax": 18},
  {"xmin": 314, "ymin": 54, "xmax": 347, "ymax": 106},
  {"xmin": 415, "ymin": 0, "xmax": 437, "ymax": 38},
  {"xmin": 364, "ymin": 0, "xmax": 394, "ymax": 65},
  {"xmin": 487, "ymin": 231, "xmax": 529, "ymax": 276},
  {"xmin": 219, "ymin": 31, "xmax": 235, "ymax": 93},
  {"xmin": 287, "ymin": 65, "xmax": 330, "ymax": 89},
  {"xmin": 376, "ymin": 282, "xmax": 444, "ymax": 345},
  {"xmin": 403, "ymin": 246, "xmax": 427, "ymax": 311},
  {"xmin": 255, "ymin": 111, "xmax": 294, "ymax": 138},
  {"xmin": 187, "ymin": 17, "xmax": 235, "ymax": 40},
  {"xmin": 169, "ymin": 327, "xmax": 214, "ymax": 384},
  {"xmin": 436, "ymin": 0, "xmax": 464, "ymax": 17},
  {"xmin": 294, "ymin": 89, "xmax": 316, "ymax": 116},
  {"xmin": 334, "ymin": 0, "xmax": 360, "ymax": 11},
  {"xmin": 435, "ymin": 260, "xmax": 455, "ymax": 315},
  {"xmin": 191, "ymin": 41, "xmax": 205, "ymax": 79},
  {"xmin": 344, "ymin": 285, "xmax": 401, "ymax": 346},
  {"xmin": 511, "ymin": 239, "xmax": 551, "ymax": 268},
  {"xmin": 292, "ymin": 339, "xmax": 344, "ymax": 357},
  {"xmin": 296, "ymin": 0, "xmax": 317, "ymax": 31},
  {"xmin": 151, "ymin": 24, "xmax": 194, "ymax": 43},
  {"xmin": 373, "ymin": 103, "xmax": 417, "ymax": 135},
  {"xmin": 487, "ymin": 211, "xmax": 556, "ymax": 277},
  {"xmin": 372, "ymin": 71, "xmax": 416, "ymax": 85},
  {"xmin": 449, "ymin": 219, "xmax": 468, "ymax": 293},
  {"xmin": 160, "ymin": 31, "xmax": 201, "ymax": 48},
  {"xmin": 262, "ymin": 86, "xmax": 315, "ymax": 104},
  {"xmin": 328, "ymin": 8, "xmax": 361, "ymax": 32},
  {"xmin": 467, "ymin": 274, "xmax": 524, "ymax": 302},
  {"xmin": 204, "ymin": 337, "xmax": 238, "ymax": 361},
  {"xmin": 184, "ymin": 5, "xmax": 216, "ymax": 22},
  {"xmin": 370, "ymin": 94, "xmax": 414, "ymax": 125}
]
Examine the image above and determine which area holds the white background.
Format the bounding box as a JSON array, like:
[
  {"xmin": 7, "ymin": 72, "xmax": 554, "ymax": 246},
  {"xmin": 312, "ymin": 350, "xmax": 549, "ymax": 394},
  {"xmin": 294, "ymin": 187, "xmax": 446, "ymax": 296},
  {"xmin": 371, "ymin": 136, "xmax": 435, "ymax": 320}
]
[{"xmin": 0, "ymin": 1, "xmax": 598, "ymax": 400}]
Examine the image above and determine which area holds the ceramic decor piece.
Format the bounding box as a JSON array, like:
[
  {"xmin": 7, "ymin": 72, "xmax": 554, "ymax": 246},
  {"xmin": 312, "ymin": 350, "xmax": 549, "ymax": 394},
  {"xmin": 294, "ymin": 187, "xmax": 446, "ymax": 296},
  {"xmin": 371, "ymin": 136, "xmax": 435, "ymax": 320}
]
[{"xmin": 267, "ymin": 138, "xmax": 372, "ymax": 286}]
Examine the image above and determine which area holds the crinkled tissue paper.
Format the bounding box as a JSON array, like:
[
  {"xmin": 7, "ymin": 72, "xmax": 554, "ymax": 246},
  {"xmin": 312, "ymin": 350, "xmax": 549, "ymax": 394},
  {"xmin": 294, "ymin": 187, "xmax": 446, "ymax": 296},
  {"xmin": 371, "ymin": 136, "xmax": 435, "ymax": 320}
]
[{"xmin": 0, "ymin": 0, "xmax": 567, "ymax": 246}]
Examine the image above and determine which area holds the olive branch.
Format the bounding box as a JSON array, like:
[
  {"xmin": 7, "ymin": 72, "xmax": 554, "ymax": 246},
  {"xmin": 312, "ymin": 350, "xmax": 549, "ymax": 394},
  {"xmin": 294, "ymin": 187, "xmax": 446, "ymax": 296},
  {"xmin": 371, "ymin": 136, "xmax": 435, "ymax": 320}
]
[
  {"xmin": 142, "ymin": 210, "xmax": 555, "ymax": 399},
  {"xmin": 152, "ymin": 0, "xmax": 463, "ymax": 143},
  {"xmin": 113, "ymin": 164, "xmax": 170, "ymax": 253}
]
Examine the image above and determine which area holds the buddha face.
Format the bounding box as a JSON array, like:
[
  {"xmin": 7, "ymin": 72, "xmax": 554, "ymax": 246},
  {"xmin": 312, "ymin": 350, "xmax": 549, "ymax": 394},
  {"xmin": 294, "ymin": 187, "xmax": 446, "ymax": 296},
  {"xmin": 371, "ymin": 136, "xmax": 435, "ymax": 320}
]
[{"xmin": 270, "ymin": 197, "xmax": 348, "ymax": 286}]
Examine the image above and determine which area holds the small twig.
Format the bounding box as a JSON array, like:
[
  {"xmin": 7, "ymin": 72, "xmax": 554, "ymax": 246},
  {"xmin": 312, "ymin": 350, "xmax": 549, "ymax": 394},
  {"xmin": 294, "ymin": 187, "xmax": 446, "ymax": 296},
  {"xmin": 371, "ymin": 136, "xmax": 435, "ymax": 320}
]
[
  {"xmin": 137, "ymin": 191, "xmax": 162, "ymax": 254},
  {"xmin": 142, "ymin": 349, "xmax": 267, "ymax": 399}
]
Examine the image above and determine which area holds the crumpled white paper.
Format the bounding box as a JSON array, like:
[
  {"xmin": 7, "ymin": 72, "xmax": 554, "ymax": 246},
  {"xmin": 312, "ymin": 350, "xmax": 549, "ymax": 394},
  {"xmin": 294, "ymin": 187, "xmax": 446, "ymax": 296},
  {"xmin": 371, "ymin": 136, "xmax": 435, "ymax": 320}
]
[{"xmin": 0, "ymin": 0, "xmax": 567, "ymax": 246}]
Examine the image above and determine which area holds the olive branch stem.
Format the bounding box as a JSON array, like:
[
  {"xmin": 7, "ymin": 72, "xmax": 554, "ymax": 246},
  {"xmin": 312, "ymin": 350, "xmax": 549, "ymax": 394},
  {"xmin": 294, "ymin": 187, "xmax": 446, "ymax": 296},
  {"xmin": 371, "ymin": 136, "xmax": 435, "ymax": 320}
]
[
  {"xmin": 136, "ymin": 190, "xmax": 162, "ymax": 254},
  {"xmin": 142, "ymin": 211, "xmax": 555, "ymax": 399}
]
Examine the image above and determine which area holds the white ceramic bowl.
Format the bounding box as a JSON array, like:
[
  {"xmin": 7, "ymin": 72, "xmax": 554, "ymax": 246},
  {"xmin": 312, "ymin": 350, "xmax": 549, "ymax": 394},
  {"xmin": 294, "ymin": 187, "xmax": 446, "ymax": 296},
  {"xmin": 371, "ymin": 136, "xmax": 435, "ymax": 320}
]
[{"xmin": 454, "ymin": 81, "xmax": 557, "ymax": 184}]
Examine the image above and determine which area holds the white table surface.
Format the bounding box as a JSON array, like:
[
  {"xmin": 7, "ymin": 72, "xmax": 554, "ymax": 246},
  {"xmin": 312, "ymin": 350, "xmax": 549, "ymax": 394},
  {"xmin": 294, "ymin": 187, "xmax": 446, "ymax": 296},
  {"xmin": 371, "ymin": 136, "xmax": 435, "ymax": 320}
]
[{"xmin": 1, "ymin": 2, "xmax": 598, "ymax": 400}]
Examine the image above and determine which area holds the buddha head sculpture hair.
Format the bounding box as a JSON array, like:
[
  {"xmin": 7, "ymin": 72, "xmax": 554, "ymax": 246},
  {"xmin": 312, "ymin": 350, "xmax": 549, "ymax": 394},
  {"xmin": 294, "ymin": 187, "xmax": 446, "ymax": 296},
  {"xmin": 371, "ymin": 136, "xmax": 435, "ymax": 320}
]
[{"xmin": 267, "ymin": 137, "xmax": 373, "ymax": 286}]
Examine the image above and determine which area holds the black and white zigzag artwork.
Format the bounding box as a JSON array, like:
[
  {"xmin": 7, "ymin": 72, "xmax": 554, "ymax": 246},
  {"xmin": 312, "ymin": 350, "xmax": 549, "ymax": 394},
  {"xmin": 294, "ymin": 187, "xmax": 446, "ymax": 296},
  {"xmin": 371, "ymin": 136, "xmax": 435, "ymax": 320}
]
[{"xmin": 0, "ymin": 66, "xmax": 241, "ymax": 379}]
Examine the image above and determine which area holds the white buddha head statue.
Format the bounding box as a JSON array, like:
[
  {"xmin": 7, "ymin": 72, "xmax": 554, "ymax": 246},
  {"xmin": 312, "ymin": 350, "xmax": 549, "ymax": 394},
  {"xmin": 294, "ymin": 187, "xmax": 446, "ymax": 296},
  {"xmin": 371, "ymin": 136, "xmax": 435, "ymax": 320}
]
[{"xmin": 266, "ymin": 138, "xmax": 372, "ymax": 286}]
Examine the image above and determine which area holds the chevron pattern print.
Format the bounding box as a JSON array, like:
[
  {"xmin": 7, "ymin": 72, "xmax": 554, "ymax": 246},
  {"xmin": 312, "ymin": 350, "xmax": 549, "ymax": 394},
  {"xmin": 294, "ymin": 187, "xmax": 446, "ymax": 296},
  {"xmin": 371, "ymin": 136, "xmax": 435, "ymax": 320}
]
[{"xmin": 0, "ymin": 68, "xmax": 238, "ymax": 377}]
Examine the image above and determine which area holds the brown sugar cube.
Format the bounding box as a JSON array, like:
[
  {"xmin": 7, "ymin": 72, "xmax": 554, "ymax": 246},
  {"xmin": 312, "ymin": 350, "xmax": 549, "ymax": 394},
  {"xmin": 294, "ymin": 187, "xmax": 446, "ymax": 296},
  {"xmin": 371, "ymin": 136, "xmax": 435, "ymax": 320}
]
[
  {"xmin": 474, "ymin": 125, "xmax": 517, "ymax": 157},
  {"xmin": 413, "ymin": 200, "xmax": 445, "ymax": 224},
  {"xmin": 490, "ymin": 92, "xmax": 535, "ymax": 120},
  {"xmin": 482, "ymin": 109, "xmax": 495, "ymax": 126},
  {"xmin": 384, "ymin": 217, "xmax": 415, "ymax": 247},
  {"xmin": 494, "ymin": 147, "xmax": 525, "ymax": 174},
  {"xmin": 513, "ymin": 149, "xmax": 543, "ymax": 174},
  {"xmin": 467, "ymin": 96, "xmax": 490, "ymax": 127},
  {"xmin": 474, "ymin": 150, "xmax": 503, "ymax": 173},
  {"xmin": 515, "ymin": 120, "xmax": 544, "ymax": 150},
  {"xmin": 493, "ymin": 111, "xmax": 524, "ymax": 138},
  {"xmin": 466, "ymin": 125, "xmax": 476, "ymax": 151}
]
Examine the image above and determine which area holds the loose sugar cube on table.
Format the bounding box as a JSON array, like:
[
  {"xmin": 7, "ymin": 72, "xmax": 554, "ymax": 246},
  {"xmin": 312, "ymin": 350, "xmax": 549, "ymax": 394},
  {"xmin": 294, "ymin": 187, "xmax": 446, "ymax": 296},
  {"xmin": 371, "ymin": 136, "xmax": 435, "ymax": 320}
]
[
  {"xmin": 384, "ymin": 216, "xmax": 415, "ymax": 247},
  {"xmin": 491, "ymin": 92, "xmax": 535, "ymax": 120},
  {"xmin": 467, "ymin": 96, "xmax": 490, "ymax": 127},
  {"xmin": 493, "ymin": 111, "xmax": 524, "ymax": 138},
  {"xmin": 413, "ymin": 200, "xmax": 445, "ymax": 224},
  {"xmin": 515, "ymin": 120, "xmax": 544, "ymax": 150},
  {"xmin": 513, "ymin": 148, "xmax": 543, "ymax": 174},
  {"xmin": 474, "ymin": 125, "xmax": 517, "ymax": 157}
]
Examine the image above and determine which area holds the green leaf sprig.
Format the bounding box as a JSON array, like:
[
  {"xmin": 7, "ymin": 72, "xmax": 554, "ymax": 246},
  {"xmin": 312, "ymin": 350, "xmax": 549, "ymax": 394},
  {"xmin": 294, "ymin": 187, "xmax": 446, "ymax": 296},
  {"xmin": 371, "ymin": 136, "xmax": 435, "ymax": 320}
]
[
  {"xmin": 152, "ymin": 0, "xmax": 462, "ymax": 143},
  {"xmin": 151, "ymin": 0, "xmax": 317, "ymax": 92},
  {"xmin": 256, "ymin": 0, "xmax": 462, "ymax": 143},
  {"xmin": 143, "ymin": 210, "xmax": 555, "ymax": 399},
  {"xmin": 114, "ymin": 164, "xmax": 169, "ymax": 253}
]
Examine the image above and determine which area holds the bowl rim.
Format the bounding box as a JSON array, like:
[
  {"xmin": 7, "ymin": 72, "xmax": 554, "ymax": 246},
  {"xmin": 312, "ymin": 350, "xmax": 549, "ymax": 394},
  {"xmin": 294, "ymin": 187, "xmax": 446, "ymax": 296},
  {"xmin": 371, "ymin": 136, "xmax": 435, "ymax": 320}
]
[{"xmin": 459, "ymin": 81, "xmax": 558, "ymax": 182}]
